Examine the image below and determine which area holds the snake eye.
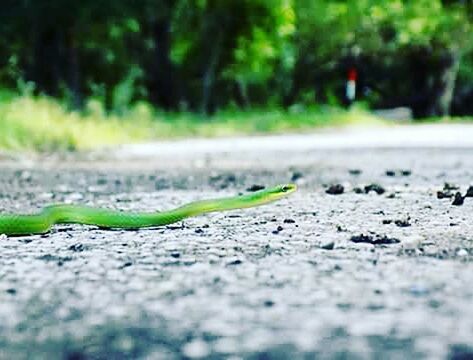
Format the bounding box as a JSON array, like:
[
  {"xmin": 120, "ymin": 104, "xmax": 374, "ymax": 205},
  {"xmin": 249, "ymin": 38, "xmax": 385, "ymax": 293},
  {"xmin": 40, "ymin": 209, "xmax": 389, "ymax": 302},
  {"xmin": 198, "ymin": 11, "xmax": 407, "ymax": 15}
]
[{"xmin": 280, "ymin": 184, "xmax": 296, "ymax": 193}]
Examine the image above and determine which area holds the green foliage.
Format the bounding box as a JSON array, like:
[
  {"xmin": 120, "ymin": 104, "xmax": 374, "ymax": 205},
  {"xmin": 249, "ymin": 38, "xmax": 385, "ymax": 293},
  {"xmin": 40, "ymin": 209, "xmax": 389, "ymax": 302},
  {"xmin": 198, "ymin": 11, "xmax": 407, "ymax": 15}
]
[{"xmin": 0, "ymin": 0, "xmax": 471, "ymax": 115}]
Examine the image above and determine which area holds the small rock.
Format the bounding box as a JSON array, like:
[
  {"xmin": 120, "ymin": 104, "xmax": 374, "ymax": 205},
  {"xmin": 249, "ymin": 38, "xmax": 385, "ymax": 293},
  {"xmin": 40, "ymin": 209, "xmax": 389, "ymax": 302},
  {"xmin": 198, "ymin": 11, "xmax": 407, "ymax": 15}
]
[
  {"xmin": 120, "ymin": 262, "xmax": 133, "ymax": 269},
  {"xmin": 320, "ymin": 241, "xmax": 335, "ymax": 250},
  {"xmin": 349, "ymin": 169, "xmax": 362, "ymax": 175},
  {"xmin": 353, "ymin": 187, "xmax": 364, "ymax": 194},
  {"xmin": 6, "ymin": 288, "xmax": 16, "ymax": 295},
  {"xmin": 350, "ymin": 234, "xmax": 400, "ymax": 245},
  {"xmin": 68, "ymin": 243, "xmax": 85, "ymax": 252},
  {"xmin": 394, "ymin": 218, "xmax": 411, "ymax": 227},
  {"xmin": 0, "ymin": 234, "xmax": 7, "ymax": 241},
  {"xmin": 364, "ymin": 184, "xmax": 386, "ymax": 195},
  {"xmin": 290, "ymin": 171, "xmax": 304, "ymax": 182},
  {"xmin": 373, "ymin": 235, "xmax": 401, "ymax": 245},
  {"xmin": 385, "ymin": 170, "xmax": 396, "ymax": 177},
  {"xmin": 227, "ymin": 259, "xmax": 242, "ymax": 266},
  {"xmin": 326, "ymin": 184, "xmax": 344, "ymax": 195},
  {"xmin": 437, "ymin": 191, "xmax": 453, "ymax": 199},
  {"xmin": 283, "ymin": 218, "xmax": 296, "ymax": 224},
  {"xmin": 382, "ymin": 219, "xmax": 392, "ymax": 224},
  {"xmin": 465, "ymin": 186, "xmax": 473, "ymax": 197},
  {"xmin": 350, "ymin": 234, "xmax": 373, "ymax": 243},
  {"xmin": 401, "ymin": 170, "xmax": 412, "ymax": 176},
  {"xmin": 452, "ymin": 192, "xmax": 464, "ymax": 206},
  {"xmin": 246, "ymin": 184, "xmax": 265, "ymax": 192},
  {"xmin": 444, "ymin": 182, "xmax": 459, "ymax": 191}
]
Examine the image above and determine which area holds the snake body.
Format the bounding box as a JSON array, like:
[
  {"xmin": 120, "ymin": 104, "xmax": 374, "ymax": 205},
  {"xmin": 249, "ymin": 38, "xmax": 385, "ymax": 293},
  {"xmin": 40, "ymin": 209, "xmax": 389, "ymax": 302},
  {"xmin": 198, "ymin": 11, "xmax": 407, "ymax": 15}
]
[{"xmin": 0, "ymin": 184, "xmax": 296, "ymax": 236}]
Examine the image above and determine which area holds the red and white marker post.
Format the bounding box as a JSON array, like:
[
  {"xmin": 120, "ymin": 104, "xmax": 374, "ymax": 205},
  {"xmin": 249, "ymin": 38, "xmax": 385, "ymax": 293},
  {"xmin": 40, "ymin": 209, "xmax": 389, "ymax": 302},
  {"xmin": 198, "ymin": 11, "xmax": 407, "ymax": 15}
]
[{"xmin": 346, "ymin": 67, "xmax": 357, "ymax": 105}]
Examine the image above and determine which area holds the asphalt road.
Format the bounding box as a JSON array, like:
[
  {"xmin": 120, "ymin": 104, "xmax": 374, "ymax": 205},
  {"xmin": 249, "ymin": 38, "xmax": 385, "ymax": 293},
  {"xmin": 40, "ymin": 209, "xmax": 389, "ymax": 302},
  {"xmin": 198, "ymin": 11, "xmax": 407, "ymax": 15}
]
[{"xmin": 1, "ymin": 125, "xmax": 473, "ymax": 359}]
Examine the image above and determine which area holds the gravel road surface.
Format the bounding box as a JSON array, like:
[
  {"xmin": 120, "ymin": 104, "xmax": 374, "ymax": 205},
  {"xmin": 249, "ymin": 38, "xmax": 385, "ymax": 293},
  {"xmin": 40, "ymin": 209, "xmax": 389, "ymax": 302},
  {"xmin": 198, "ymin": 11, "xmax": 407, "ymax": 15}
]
[{"xmin": 1, "ymin": 125, "xmax": 472, "ymax": 359}]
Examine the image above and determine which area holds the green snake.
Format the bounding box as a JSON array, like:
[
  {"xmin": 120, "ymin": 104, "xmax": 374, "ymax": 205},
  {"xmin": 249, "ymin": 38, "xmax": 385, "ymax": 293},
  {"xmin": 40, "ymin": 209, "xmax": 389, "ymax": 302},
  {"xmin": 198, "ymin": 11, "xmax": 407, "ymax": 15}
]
[{"xmin": 0, "ymin": 184, "xmax": 296, "ymax": 236}]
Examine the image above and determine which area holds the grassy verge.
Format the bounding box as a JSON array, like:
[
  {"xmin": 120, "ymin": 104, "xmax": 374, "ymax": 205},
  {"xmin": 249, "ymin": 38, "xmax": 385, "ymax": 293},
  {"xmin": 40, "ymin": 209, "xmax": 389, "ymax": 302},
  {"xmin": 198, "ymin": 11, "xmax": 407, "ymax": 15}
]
[{"xmin": 5, "ymin": 91, "xmax": 469, "ymax": 152}]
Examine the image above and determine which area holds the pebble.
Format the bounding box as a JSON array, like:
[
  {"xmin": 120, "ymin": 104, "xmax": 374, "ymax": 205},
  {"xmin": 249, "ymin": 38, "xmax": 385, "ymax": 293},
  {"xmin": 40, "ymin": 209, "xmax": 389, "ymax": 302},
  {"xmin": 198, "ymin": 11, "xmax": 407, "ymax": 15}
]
[
  {"xmin": 386, "ymin": 169, "xmax": 411, "ymax": 177},
  {"xmin": 437, "ymin": 191, "xmax": 453, "ymax": 199},
  {"xmin": 348, "ymin": 169, "xmax": 362, "ymax": 175},
  {"xmin": 246, "ymin": 184, "xmax": 265, "ymax": 192},
  {"xmin": 452, "ymin": 192, "xmax": 465, "ymax": 206},
  {"xmin": 290, "ymin": 171, "xmax": 304, "ymax": 182},
  {"xmin": 443, "ymin": 182, "xmax": 459, "ymax": 191},
  {"xmin": 465, "ymin": 186, "xmax": 473, "ymax": 198},
  {"xmin": 350, "ymin": 234, "xmax": 400, "ymax": 245},
  {"xmin": 320, "ymin": 240, "xmax": 335, "ymax": 250},
  {"xmin": 364, "ymin": 184, "xmax": 386, "ymax": 195},
  {"xmin": 326, "ymin": 184, "xmax": 344, "ymax": 195},
  {"xmin": 394, "ymin": 218, "xmax": 411, "ymax": 227},
  {"xmin": 0, "ymin": 234, "xmax": 7, "ymax": 241}
]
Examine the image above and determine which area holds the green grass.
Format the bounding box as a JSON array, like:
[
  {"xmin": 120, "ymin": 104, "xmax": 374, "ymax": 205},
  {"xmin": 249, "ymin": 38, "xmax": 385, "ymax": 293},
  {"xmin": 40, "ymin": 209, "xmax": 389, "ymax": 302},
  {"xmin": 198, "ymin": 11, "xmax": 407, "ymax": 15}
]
[{"xmin": 8, "ymin": 90, "xmax": 468, "ymax": 152}]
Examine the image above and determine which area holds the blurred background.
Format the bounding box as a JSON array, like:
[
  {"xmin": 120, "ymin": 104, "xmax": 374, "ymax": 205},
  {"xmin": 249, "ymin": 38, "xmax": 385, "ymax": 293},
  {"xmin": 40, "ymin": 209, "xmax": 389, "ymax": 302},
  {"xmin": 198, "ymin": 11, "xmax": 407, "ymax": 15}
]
[{"xmin": 0, "ymin": 0, "xmax": 471, "ymax": 151}]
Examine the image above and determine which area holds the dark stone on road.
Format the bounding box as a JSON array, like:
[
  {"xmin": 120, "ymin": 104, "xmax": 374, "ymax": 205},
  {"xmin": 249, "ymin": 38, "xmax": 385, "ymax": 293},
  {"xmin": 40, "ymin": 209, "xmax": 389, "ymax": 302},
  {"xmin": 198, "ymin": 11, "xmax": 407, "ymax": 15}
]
[
  {"xmin": 444, "ymin": 183, "xmax": 459, "ymax": 191},
  {"xmin": 290, "ymin": 171, "xmax": 303, "ymax": 182},
  {"xmin": 364, "ymin": 184, "xmax": 386, "ymax": 195},
  {"xmin": 395, "ymin": 218, "xmax": 411, "ymax": 227},
  {"xmin": 246, "ymin": 184, "xmax": 265, "ymax": 192},
  {"xmin": 227, "ymin": 259, "xmax": 243, "ymax": 266},
  {"xmin": 326, "ymin": 184, "xmax": 344, "ymax": 195},
  {"xmin": 465, "ymin": 186, "xmax": 473, "ymax": 198},
  {"xmin": 437, "ymin": 191, "xmax": 454, "ymax": 199},
  {"xmin": 320, "ymin": 241, "xmax": 335, "ymax": 250},
  {"xmin": 386, "ymin": 169, "xmax": 411, "ymax": 177},
  {"xmin": 350, "ymin": 234, "xmax": 400, "ymax": 245},
  {"xmin": 452, "ymin": 192, "xmax": 465, "ymax": 206},
  {"xmin": 68, "ymin": 243, "xmax": 85, "ymax": 252},
  {"xmin": 349, "ymin": 169, "xmax": 362, "ymax": 175}
]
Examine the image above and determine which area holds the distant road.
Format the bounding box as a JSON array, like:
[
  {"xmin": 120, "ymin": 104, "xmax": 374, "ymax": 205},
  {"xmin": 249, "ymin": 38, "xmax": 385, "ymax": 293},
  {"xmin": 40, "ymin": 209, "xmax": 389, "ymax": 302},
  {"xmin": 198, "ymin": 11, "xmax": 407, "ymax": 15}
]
[{"xmin": 114, "ymin": 124, "xmax": 473, "ymax": 159}]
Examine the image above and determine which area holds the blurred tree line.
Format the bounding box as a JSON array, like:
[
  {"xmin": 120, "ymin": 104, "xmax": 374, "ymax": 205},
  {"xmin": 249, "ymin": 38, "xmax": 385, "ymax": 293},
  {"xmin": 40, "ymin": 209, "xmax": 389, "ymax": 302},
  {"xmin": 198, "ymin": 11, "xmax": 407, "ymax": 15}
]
[{"xmin": 0, "ymin": 0, "xmax": 471, "ymax": 117}]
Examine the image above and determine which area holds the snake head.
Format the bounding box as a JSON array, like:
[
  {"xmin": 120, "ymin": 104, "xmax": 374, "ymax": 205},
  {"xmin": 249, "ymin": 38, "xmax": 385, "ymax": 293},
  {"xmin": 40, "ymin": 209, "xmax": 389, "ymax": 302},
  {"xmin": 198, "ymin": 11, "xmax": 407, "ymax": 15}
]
[
  {"xmin": 280, "ymin": 183, "xmax": 297, "ymax": 194},
  {"xmin": 260, "ymin": 183, "xmax": 297, "ymax": 202}
]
